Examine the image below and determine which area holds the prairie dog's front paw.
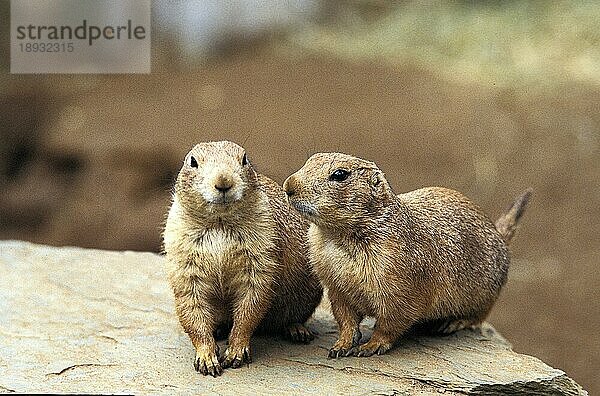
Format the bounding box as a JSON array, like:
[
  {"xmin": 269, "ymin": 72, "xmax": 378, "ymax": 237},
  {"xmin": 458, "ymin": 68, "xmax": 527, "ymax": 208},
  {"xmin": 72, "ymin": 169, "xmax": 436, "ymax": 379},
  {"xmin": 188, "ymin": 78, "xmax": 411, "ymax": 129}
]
[
  {"xmin": 328, "ymin": 328, "xmax": 361, "ymax": 358},
  {"xmin": 328, "ymin": 340, "xmax": 353, "ymax": 358},
  {"xmin": 220, "ymin": 344, "xmax": 251, "ymax": 369},
  {"xmin": 349, "ymin": 338, "xmax": 393, "ymax": 357},
  {"xmin": 194, "ymin": 344, "xmax": 222, "ymax": 377}
]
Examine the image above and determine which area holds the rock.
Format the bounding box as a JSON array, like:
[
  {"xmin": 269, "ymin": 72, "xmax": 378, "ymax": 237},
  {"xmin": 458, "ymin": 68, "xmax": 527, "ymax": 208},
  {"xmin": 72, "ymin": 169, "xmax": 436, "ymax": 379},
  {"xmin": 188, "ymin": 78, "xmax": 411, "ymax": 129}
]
[{"xmin": 0, "ymin": 241, "xmax": 587, "ymax": 395}]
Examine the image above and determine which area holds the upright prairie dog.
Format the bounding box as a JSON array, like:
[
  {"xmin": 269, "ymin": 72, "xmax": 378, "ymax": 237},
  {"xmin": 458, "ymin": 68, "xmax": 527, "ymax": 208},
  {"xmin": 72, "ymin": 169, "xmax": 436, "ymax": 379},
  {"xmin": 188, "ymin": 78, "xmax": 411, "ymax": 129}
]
[
  {"xmin": 163, "ymin": 141, "xmax": 322, "ymax": 376},
  {"xmin": 283, "ymin": 153, "xmax": 531, "ymax": 358}
]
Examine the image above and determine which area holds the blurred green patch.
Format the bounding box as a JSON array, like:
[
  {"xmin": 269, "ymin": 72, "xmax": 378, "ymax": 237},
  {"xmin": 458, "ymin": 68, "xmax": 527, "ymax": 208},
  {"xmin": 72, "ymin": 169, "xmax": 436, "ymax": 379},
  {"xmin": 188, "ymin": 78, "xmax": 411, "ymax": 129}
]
[{"xmin": 284, "ymin": 1, "xmax": 600, "ymax": 89}]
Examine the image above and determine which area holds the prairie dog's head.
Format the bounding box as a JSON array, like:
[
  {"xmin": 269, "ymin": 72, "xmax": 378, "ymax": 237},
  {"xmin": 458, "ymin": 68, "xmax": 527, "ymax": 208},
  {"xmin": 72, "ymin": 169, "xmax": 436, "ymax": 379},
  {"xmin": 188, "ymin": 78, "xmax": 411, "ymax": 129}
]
[
  {"xmin": 174, "ymin": 141, "xmax": 257, "ymax": 212},
  {"xmin": 283, "ymin": 153, "xmax": 394, "ymax": 228}
]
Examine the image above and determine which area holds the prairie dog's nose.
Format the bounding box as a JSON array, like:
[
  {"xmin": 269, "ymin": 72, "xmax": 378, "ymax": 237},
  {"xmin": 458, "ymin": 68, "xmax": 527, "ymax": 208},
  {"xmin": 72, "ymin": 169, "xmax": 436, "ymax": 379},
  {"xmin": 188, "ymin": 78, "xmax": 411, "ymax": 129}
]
[
  {"xmin": 215, "ymin": 174, "xmax": 233, "ymax": 193},
  {"xmin": 283, "ymin": 175, "xmax": 297, "ymax": 197}
]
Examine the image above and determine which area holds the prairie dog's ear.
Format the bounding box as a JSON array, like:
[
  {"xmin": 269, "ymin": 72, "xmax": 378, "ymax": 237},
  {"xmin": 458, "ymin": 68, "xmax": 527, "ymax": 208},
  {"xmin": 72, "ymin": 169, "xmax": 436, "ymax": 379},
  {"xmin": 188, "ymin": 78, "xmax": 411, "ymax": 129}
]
[
  {"xmin": 370, "ymin": 170, "xmax": 386, "ymax": 194},
  {"xmin": 371, "ymin": 171, "xmax": 381, "ymax": 186},
  {"xmin": 371, "ymin": 169, "xmax": 384, "ymax": 185}
]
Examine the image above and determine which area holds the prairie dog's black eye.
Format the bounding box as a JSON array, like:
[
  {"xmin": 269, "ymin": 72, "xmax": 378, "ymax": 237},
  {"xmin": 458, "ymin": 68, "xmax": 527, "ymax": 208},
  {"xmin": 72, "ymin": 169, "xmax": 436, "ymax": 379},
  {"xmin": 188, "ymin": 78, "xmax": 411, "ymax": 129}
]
[
  {"xmin": 190, "ymin": 156, "xmax": 198, "ymax": 168},
  {"xmin": 242, "ymin": 153, "xmax": 248, "ymax": 166},
  {"xmin": 329, "ymin": 169, "xmax": 350, "ymax": 182}
]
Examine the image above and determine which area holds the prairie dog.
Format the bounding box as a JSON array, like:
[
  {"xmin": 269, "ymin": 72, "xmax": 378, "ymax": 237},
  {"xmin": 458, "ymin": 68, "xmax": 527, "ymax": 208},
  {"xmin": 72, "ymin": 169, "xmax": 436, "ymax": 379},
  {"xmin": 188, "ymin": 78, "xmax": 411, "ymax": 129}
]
[
  {"xmin": 283, "ymin": 152, "xmax": 530, "ymax": 358},
  {"xmin": 163, "ymin": 141, "xmax": 322, "ymax": 375}
]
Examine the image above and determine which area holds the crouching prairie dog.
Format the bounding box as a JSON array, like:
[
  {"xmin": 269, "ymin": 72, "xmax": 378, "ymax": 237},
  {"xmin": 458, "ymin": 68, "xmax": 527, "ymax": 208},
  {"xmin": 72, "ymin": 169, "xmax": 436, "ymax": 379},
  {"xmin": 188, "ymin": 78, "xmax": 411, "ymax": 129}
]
[
  {"xmin": 283, "ymin": 153, "xmax": 531, "ymax": 358},
  {"xmin": 163, "ymin": 141, "xmax": 322, "ymax": 376}
]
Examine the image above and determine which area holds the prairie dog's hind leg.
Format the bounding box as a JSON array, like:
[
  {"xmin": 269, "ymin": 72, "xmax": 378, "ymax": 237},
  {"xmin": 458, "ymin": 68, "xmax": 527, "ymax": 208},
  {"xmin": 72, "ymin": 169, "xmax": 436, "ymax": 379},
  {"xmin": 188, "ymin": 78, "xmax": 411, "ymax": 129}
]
[
  {"xmin": 284, "ymin": 322, "xmax": 315, "ymax": 344},
  {"xmin": 428, "ymin": 317, "xmax": 482, "ymax": 335},
  {"xmin": 415, "ymin": 309, "xmax": 486, "ymax": 336}
]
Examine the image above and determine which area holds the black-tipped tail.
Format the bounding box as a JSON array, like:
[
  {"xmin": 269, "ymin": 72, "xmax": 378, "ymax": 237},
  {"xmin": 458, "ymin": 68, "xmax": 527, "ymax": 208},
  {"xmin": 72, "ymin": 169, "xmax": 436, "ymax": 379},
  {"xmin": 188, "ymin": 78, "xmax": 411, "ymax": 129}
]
[{"xmin": 495, "ymin": 188, "xmax": 532, "ymax": 244}]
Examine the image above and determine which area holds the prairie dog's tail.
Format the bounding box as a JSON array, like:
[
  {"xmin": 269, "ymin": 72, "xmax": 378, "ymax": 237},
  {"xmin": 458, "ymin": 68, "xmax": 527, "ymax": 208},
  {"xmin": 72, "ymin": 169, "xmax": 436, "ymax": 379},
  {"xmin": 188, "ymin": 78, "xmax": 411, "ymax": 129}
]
[{"xmin": 495, "ymin": 188, "xmax": 533, "ymax": 244}]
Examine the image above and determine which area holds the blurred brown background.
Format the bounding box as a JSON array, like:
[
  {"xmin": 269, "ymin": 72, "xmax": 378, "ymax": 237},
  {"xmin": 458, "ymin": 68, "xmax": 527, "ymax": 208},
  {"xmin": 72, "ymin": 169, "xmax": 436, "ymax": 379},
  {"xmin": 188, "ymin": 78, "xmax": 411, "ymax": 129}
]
[{"xmin": 1, "ymin": 1, "xmax": 598, "ymax": 393}]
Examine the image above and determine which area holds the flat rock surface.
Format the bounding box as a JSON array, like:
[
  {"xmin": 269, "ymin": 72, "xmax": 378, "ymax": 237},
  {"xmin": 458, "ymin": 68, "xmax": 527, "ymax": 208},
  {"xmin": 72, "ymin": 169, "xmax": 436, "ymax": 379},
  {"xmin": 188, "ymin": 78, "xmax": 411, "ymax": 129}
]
[{"xmin": 0, "ymin": 241, "xmax": 586, "ymax": 395}]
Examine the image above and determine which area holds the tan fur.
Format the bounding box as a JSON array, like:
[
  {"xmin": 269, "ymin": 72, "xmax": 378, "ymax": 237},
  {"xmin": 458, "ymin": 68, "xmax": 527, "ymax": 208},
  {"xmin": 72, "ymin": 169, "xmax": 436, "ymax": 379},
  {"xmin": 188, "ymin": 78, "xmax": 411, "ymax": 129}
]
[
  {"xmin": 283, "ymin": 152, "xmax": 531, "ymax": 358},
  {"xmin": 164, "ymin": 141, "xmax": 322, "ymax": 376}
]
